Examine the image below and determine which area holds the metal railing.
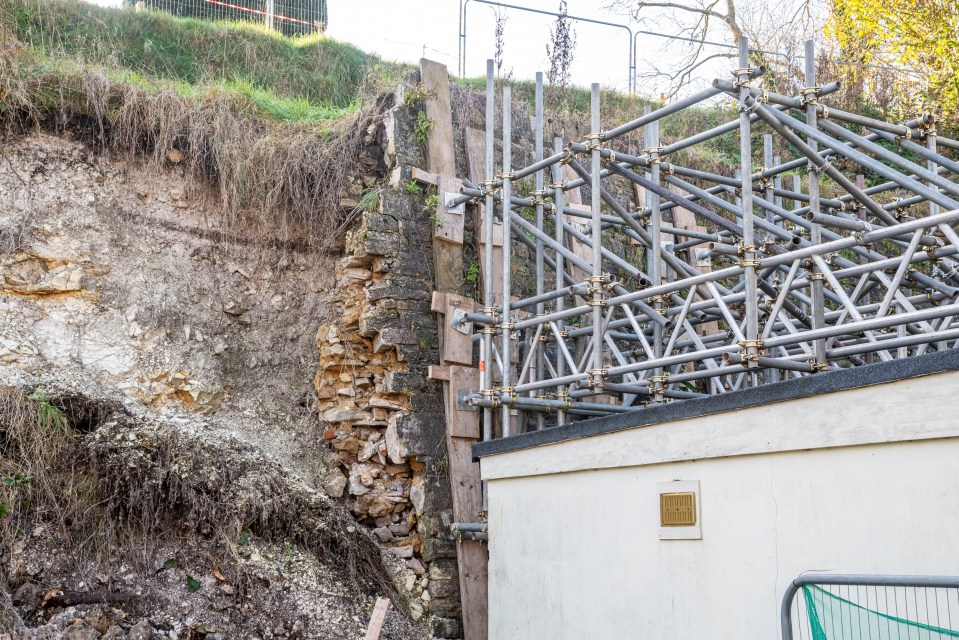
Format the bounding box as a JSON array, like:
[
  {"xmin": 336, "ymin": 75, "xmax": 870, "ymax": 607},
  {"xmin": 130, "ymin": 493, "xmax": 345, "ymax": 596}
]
[
  {"xmin": 452, "ymin": 37, "xmax": 959, "ymax": 438},
  {"xmin": 782, "ymin": 573, "xmax": 959, "ymax": 639},
  {"xmin": 135, "ymin": 0, "xmax": 327, "ymax": 34}
]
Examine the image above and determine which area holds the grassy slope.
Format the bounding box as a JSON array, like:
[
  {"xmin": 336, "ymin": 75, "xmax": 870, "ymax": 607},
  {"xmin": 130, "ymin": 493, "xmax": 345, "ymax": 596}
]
[
  {"xmin": 456, "ymin": 76, "xmax": 743, "ymax": 168},
  {"xmin": 1, "ymin": 0, "xmax": 393, "ymax": 123}
]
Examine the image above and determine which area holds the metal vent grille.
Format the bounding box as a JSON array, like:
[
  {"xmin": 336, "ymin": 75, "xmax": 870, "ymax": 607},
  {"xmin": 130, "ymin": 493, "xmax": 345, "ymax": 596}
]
[{"xmin": 660, "ymin": 492, "xmax": 696, "ymax": 527}]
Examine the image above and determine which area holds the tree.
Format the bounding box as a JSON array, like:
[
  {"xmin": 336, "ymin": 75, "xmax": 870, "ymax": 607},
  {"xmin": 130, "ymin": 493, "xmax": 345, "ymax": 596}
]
[
  {"xmin": 607, "ymin": 0, "xmax": 819, "ymax": 98},
  {"xmin": 493, "ymin": 8, "xmax": 512, "ymax": 79},
  {"xmin": 546, "ymin": 0, "xmax": 577, "ymax": 88},
  {"xmin": 827, "ymin": 0, "xmax": 959, "ymax": 120}
]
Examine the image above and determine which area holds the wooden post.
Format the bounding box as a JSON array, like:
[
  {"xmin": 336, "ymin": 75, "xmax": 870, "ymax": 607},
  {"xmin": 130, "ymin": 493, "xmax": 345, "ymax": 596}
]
[
  {"xmin": 669, "ymin": 183, "xmax": 719, "ymax": 336},
  {"xmin": 420, "ymin": 59, "xmax": 488, "ymax": 640},
  {"xmin": 465, "ymin": 127, "xmax": 503, "ymax": 304}
]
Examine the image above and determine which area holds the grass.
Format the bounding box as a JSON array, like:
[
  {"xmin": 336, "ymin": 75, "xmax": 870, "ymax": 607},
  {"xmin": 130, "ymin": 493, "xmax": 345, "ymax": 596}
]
[
  {"xmin": 0, "ymin": 0, "xmax": 408, "ymax": 251},
  {"xmin": 455, "ymin": 75, "xmax": 747, "ymax": 170},
  {"xmin": 1, "ymin": 0, "xmax": 379, "ymax": 112}
]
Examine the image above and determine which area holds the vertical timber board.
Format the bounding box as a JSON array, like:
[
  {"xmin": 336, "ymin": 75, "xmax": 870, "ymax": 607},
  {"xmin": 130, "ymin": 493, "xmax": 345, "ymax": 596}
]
[
  {"xmin": 419, "ymin": 61, "xmax": 488, "ymax": 639},
  {"xmin": 630, "ymin": 182, "xmax": 646, "ymax": 246},
  {"xmin": 433, "ymin": 177, "xmax": 465, "ymax": 295},
  {"xmin": 669, "ymin": 183, "xmax": 719, "ymax": 336},
  {"xmin": 464, "ymin": 127, "xmax": 503, "ymax": 304},
  {"xmin": 561, "ymin": 167, "xmax": 589, "ymax": 301},
  {"xmin": 420, "ymin": 59, "xmax": 461, "ymax": 295},
  {"xmin": 420, "ymin": 59, "xmax": 456, "ymax": 176},
  {"xmin": 434, "ymin": 176, "xmax": 466, "ymax": 244},
  {"xmin": 563, "ymin": 203, "xmax": 593, "ymax": 293},
  {"xmin": 446, "ymin": 366, "xmax": 487, "ymax": 640},
  {"xmin": 444, "ymin": 294, "xmax": 475, "ymax": 366}
]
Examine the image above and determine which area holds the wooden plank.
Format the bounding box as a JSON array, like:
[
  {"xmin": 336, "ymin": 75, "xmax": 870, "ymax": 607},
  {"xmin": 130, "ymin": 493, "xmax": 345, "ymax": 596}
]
[
  {"xmin": 428, "ymin": 364, "xmax": 451, "ymax": 381},
  {"xmin": 448, "ymin": 366, "xmax": 480, "ymax": 438},
  {"xmin": 443, "ymin": 294, "xmax": 475, "ymax": 366},
  {"xmin": 421, "ymin": 60, "xmax": 487, "ymax": 640},
  {"xmin": 445, "ymin": 365, "xmax": 487, "ymax": 640},
  {"xmin": 433, "ymin": 176, "xmax": 465, "ymax": 294},
  {"xmin": 465, "ymin": 127, "xmax": 503, "ymax": 305},
  {"xmin": 562, "ymin": 165, "xmax": 583, "ymax": 205},
  {"xmin": 431, "ymin": 292, "xmax": 447, "ymax": 313},
  {"xmin": 412, "ymin": 166, "xmax": 438, "ymax": 186},
  {"xmin": 669, "ymin": 183, "xmax": 719, "ymax": 336},
  {"xmin": 563, "ymin": 202, "xmax": 592, "ymax": 289},
  {"xmin": 434, "ymin": 175, "xmax": 465, "ymax": 246},
  {"xmin": 363, "ymin": 597, "xmax": 391, "ymax": 640},
  {"xmin": 419, "ymin": 59, "xmax": 456, "ymax": 176},
  {"xmin": 630, "ymin": 181, "xmax": 646, "ymax": 246},
  {"xmin": 455, "ymin": 540, "xmax": 489, "ymax": 640}
]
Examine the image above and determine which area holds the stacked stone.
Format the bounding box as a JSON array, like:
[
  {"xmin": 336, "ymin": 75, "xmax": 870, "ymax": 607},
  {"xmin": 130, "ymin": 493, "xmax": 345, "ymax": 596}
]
[{"xmin": 312, "ymin": 95, "xmax": 465, "ymax": 637}]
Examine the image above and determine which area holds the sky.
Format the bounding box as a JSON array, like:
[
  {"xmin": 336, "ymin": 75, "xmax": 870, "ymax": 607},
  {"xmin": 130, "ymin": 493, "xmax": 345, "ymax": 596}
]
[{"xmin": 83, "ymin": 0, "xmax": 771, "ymax": 96}]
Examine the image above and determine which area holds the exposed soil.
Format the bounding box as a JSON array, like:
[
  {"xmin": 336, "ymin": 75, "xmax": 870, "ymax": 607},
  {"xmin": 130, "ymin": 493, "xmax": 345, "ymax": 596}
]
[{"xmin": 0, "ymin": 133, "xmax": 429, "ymax": 640}]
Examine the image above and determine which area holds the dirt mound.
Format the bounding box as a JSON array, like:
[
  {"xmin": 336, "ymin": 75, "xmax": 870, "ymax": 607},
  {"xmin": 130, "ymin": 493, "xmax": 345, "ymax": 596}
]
[{"xmin": 0, "ymin": 384, "xmax": 426, "ymax": 640}]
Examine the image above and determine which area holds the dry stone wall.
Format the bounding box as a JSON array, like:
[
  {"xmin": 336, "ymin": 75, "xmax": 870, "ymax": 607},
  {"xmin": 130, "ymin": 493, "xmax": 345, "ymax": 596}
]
[{"xmin": 314, "ymin": 93, "xmax": 463, "ymax": 638}]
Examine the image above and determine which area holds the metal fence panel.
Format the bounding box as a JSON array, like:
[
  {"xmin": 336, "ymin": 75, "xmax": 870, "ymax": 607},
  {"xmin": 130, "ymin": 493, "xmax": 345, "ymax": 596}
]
[
  {"xmin": 134, "ymin": 0, "xmax": 327, "ymax": 35},
  {"xmin": 783, "ymin": 574, "xmax": 959, "ymax": 639}
]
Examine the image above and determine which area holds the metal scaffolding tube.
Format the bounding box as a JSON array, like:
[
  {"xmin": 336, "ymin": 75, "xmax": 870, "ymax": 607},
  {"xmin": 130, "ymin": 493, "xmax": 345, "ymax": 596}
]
[
  {"xmin": 500, "ymin": 85, "xmax": 513, "ymax": 437},
  {"xmin": 462, "ymin": 51, "xmax": 959, "ymax": 427},
  {"xmin": 481, "ymin": 59, "xmax": 495, "ymax": 443}
]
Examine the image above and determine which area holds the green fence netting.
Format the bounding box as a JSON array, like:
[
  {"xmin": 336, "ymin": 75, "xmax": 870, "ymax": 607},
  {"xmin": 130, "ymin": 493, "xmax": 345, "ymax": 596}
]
[{"xmin": 802, "ymin": 585, "xmax": 959, "ymax": 639}]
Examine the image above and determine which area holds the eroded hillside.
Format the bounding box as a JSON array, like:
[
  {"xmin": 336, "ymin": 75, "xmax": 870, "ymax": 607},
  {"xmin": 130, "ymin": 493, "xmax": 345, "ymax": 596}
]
[{"xmin": 0, "ymin": 132, "xmax": 428, "ymax": 640}]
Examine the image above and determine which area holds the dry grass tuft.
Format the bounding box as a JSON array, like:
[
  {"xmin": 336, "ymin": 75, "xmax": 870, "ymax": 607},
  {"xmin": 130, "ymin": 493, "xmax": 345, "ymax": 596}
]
[
  {"xmin": 0, "ymin": 11, "xmax": 395, "ymax": 253},
  {"xmin": 0, "ymin": 387, "xmax": 396, "ymax": 614}
]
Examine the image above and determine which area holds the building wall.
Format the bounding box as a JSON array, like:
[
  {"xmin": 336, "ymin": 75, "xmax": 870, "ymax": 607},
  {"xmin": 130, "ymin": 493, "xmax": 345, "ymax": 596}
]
[{"xmin": 480, "ymin": 369, "xmax": 959, "ymax": 639}]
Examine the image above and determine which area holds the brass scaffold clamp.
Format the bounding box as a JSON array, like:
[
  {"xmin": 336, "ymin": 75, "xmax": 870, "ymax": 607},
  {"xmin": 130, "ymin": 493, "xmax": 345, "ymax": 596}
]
[
  {"xmin": 529, "ymin": 189, "xmax": 549, "ymax": 207},
  {"xmin": 649, "ymin": 372, "xmax": 670, "ymax": 394},
  {"xmin": 587, "ymin": 368, "xmax": 608, "ymax": 389},
  {"xmin": 645, "ymin": 146, "xmax": 664, "ymax": 166},
  {"xmin": 479, "ymin": 306, "xmax": 500, "ymax": 335},
  {"xmin": 587, "ymin": 273, "xmax": 610, "ymax": 307},
  {"xmin": 808, "ymin": 360, "xmax": 829, "ymax": 373},
  {"xmin": 800, "ymin": 86, "xmax": 822, "ymax": 106},
  {"xmin": 548, "ymin": 390, "xmax": 572, "ymax": 410},
  {"xmin": 731, "ymin": 66, "xmax": 757, "ymax": 87},
  {"xmin": 479, "ymin": 388, "xmax": 500, "ymax": 408},
  {"xmin": 480, "ymin": 179, "xmax": 498, "ymax": 198},
  {"xmin": 738, "ymin": 339, "xmax": 764, "ymax": 363},
  {"xmin": 584, "ymin": 131, "xmax": 605, "ymax": 151},
  {"xmin": 738, "ymin": 243, "xmax": 760, "ymax": 268},
  {"xmin": 496, "ymin": 386, "xmax": 517, "ymax": 406}
]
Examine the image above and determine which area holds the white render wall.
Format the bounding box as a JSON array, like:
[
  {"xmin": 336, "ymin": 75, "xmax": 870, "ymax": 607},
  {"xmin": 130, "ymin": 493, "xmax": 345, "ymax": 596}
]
[{"xmin": 480, "ymin": 370, "xmax": 959, "ymax": 639}]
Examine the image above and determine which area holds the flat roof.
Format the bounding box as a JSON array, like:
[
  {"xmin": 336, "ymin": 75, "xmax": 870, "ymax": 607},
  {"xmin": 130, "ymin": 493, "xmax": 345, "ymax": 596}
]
[{"xmin": 473, "ymin": 348, "xmax": 959, "ymax": 460}]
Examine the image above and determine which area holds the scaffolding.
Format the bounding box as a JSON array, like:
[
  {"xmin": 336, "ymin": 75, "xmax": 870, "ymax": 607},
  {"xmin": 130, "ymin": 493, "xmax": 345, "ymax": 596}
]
[{"xmin": 452, "ymin": 38, "xmax": 959, "ymax": 437}]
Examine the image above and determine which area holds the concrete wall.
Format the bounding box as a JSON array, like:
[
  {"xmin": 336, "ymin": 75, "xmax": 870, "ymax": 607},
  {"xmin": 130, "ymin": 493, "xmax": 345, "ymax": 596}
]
[{"xmin": 479, "ymin": 369, "xmax": 959, "ymax": 639}]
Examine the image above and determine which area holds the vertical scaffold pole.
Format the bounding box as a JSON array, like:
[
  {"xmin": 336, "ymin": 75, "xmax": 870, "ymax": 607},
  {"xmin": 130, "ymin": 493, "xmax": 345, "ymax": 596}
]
[
  {"xmin": 533, "ymin": 72, "xmax": 545, "ymax": 430},
  {"xmin": 501, "ymin": 85, "xmax": 514, "ymax": 437},
  {"xmin": 763, "ymin": 134, "xmax": 775, "ymax": 224},
  {"xmin": 763, "ymin": 135, "xmax": 780, "ymax": 383},
  {"xmin": 805, "ymin": 39, "xmax": 827, "ymax": 367},
  {"xmin": 481, "ymin": 59, "xmax": 495, "ymax": 442},
  {"xmin": 928, "ymin": 117, "xmax": 940, "ymax": 217},
  {"xmin": 589, "ymin": 84, "xmax": 605, "ymax": 395},
  {"xmin": 773, "ymin": 155, "xmax": 783, "ymax": 210},
  {"xmin": 552, "ymin": 136, "xmax": 567, "ymax": 426},
  {"xmin": 738, "ymin": 37, "xmax": 760, "ymax": 368},
  {"xmin": 265, "ymin": 0, "xmax": 275, "ymax": 30},
  {"xmin": 644, "ymin": 105, "xmax": 664, "ymax": 401}
]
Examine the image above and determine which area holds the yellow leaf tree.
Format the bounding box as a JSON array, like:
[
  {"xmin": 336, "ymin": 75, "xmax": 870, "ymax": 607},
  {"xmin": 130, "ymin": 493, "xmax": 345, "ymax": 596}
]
[{"xmin": 828, "ymin": 0, "xmax": 959, "ymax": 121}]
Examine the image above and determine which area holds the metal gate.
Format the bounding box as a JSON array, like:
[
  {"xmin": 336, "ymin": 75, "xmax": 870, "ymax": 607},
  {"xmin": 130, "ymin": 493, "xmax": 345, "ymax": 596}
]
[{"xmin": 782, "ymin": 573, "xmax": 959, "ymax": 639}]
